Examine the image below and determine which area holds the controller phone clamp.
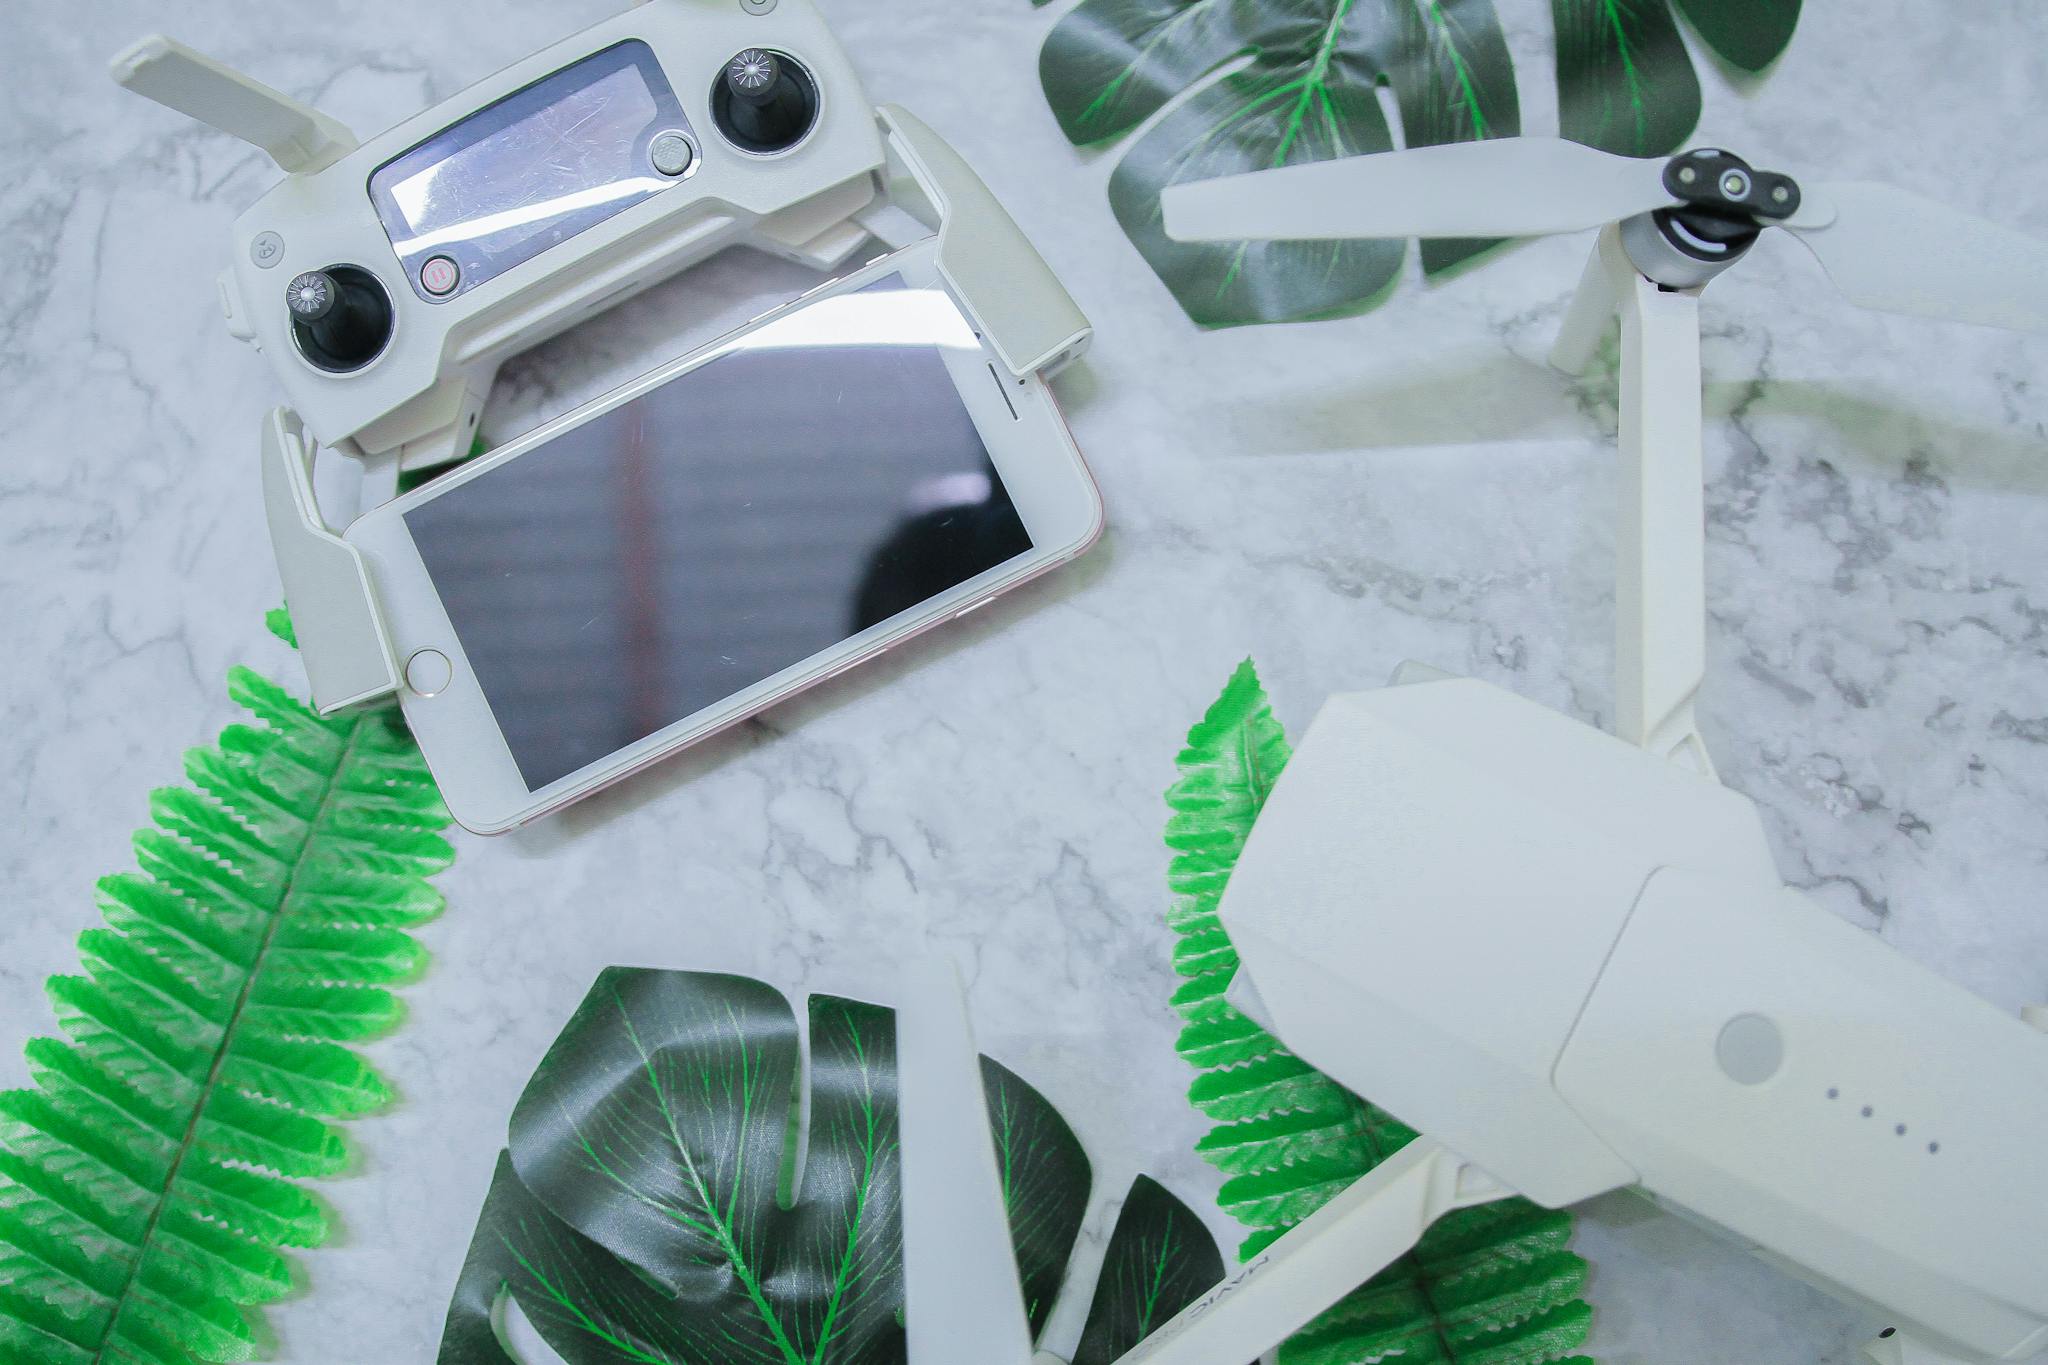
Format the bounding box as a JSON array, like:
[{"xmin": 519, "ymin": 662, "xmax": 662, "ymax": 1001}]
[{"xmin": 111, "ymin": 0, "xmax": 893, "ymax": 477}]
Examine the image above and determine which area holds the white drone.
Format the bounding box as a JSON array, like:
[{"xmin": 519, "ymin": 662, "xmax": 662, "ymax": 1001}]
[
  {"xmin": 907, "ymin": 142, "xmax": 2048, "ymax": 1364},
  {"xmin": 1122, "ymin": 138, "xmax": 2048, "ymax": 1365}
]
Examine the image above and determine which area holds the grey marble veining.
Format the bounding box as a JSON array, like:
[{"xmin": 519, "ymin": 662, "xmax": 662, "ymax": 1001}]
[{"xmin": 2, "ymin": 1, "xmax": 2045, "ymax": 1361}]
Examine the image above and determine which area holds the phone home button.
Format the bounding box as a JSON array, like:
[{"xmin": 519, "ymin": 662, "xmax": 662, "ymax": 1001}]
[{"xmin": 404, "ymin": 648, "xmax": 453, "ymax": 697}]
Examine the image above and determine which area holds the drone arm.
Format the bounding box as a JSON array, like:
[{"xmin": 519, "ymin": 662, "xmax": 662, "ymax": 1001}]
[
  {"xmin": 1616, "ymin": 247, "xmax": 1717, "ymax": 776},
  {"xmin": 1105, "ymin": 1139, "xmax": 1505, "ymax": 1365},
  {"xmin": 1554, "ymin": 228, "xmax": 1717, "ymax": 775}
]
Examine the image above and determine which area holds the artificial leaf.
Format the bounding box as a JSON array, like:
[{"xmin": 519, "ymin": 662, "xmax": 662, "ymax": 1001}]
[
  {"xmin": 1554, "ymin": 0, "xmax": 1801, "ymax": 155},
  {"xmin": 439, "ymin": 969, "xmax": 1229, "ymax": 1365},
  {"xmin": 1039, "ymin": 0, "xmax": 1520, "ymax": 326},
  {"xmin": 1672, "ymin": 0, "xmax": 1801, "ymax": 73},
  {"xmin": 0, "ymin": 614, "xmax": 453, "ymax": 1365},
  {"xmin": 445, "ymin": 970, "xmax": 904, "ymax": 1365},
  {"xmin": 982, "ymin": 1056, "xmax": 1091, "ymax": 1337},
  {"xmin": 1552, "ymin": 0, "xmax": 1700, "ymax": 157},
  {"xmin": 1070, "ymin": 1176, "xmax": 1227, "ymax": 1365},
  {"xmin": 1163, "ymin": 660, "xmax": 1594, "ymax": 1363}
]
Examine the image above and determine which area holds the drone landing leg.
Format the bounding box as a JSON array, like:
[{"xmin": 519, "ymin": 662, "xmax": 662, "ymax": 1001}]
[
  {"xmin": 1550, "ymin": 242, "xmax": 1621, "ymax": 376},
  {"xmin": 1104, "ymin": 1139, "xmax": 1504, "ymax": 1365},
  {"xmin": 1553, "ymin": 227, "xmax": 1717, "ymax": 777}
]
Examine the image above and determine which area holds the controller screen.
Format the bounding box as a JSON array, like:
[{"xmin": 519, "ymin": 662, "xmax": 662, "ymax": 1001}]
[
  {"xmin": 403, "ymin": 278, "xmax": 1037, "ymax": 791},
  {"xmin": 368, "ymin": 41, "xmax": 689, "ymax": 303}
]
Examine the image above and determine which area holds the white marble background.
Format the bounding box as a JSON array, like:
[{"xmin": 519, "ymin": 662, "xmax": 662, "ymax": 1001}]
[{"xmin": 3, "ymin": 0, "xmax": 2045, "ymax": 1361}]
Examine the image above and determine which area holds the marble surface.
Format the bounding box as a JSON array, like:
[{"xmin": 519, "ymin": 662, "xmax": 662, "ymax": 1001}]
[{"xmin": 4, "ymin": 0, "xmax": 2046, "ymax": 1360}]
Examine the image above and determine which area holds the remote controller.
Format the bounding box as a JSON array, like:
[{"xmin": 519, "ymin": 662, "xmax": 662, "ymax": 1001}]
[{"xmin": 113, "ymin": 0, "xmax": 889, "ymax": 473}]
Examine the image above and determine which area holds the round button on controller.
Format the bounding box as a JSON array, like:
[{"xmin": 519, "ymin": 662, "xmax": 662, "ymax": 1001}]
[
  {"xmin": 420, "ymin": 255, "xmax": 461, "ymax": 297},
  {"xmin": 405, "ymin": 648, "xmax": 453, "ymax": 698},
  {"xmin": 250, "ymin": 231, "xmax": 285, "ymax": 268},
  {"xmin": 650, "ymin": 130, "xmax": 697, "ymax": 177}
]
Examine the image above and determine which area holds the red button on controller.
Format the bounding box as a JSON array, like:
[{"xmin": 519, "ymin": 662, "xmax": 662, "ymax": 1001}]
[{"xmin": 420, "ymin": 255, "xmax": 460, "ymax": 297}]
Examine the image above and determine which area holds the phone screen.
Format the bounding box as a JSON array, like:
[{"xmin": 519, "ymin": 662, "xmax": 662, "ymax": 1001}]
[{"xmin": 403, "ymin": 277, "xmax": 1033, "ymax": 789}]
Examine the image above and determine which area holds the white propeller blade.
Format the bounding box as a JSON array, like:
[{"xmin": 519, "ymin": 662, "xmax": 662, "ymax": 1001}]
[
  {"xmin": 897, "ymin": 957, "xmax": 1037, "ymax": 1365},
  {"xmin": 1161, "ymin": 137, "xmax": 1676, "ymax": 243},
  {"xmin": 1786, "ymin": 182, "xmax": 2048, "ymax": 332}
]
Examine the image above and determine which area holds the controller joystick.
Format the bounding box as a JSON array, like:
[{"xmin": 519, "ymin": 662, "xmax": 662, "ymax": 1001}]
[
  {"xmin": 713, "ymin": 48, "xmax": 819, "ymax": 154},
  {"xmin": 727, "ymin": 48, "xmax": 781, "ymax": 102},
  {"xmin": 287, "ymin": 266, "xmax": 393, "ymax": 373}
]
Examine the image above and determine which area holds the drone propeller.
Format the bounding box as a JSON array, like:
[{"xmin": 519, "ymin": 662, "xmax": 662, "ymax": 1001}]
[
  {"xmin": 1160, "ymin": 137, "xmax": 2048, "ymax": 332},
  {"xmin": 1780, "ymin": 182, "xmax": 2048, "ymax": 332},
  {"xmin": 1161, "ymin": 138, "xmax": 1678, "ymax": 242}
]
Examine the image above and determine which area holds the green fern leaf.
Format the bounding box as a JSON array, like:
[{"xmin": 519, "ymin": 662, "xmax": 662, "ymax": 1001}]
[
  {"xmin": 1164, "ymin": 660, "xmax": 1596, "ymax": 1364},
  {"xmin": 0, "ymin": 638, "xmax": 454, "ymax": 1364}
]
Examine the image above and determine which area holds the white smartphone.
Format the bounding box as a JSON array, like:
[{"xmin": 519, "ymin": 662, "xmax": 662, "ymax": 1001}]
[{"xmin": 347, "ymin": 240, "xmax": 1102, "ymax": 832}]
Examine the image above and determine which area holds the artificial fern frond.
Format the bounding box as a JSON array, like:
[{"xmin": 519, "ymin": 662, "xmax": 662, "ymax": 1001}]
[
  {"xmin": 0, "ymin": 616, "xmax": 453, "ymax": 1364},
  {"xmin": 1164, "ymin": 660, "xmax": 1595, "ymax": 1364}
]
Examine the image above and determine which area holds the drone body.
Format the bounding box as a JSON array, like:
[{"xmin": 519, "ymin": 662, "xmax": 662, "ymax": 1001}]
[
  {"xmin": 1111, "ymin": 135, "xmax": 2048, "ymax": 1365},
  {"xmin": 1219, "ymin": 673, "xmax": 2048, "ymax": 1364}
]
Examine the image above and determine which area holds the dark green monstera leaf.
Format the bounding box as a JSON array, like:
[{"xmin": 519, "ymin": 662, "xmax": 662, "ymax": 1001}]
[
  {"xmin": 439, "ymin": 969, "xmax": 1230, "ymax": 1364},
  {"xmin": 1550, "ymin": 0, "xmax": 1799, "ymax": 155},
  {"xmin": 439, "ymin": 972, "xmax": 903, "ymax": 1364},
  {"xmin": 1673, "ymin": 0, "xmax": 1802, "ymax": 74},
  {"xmin": 1038, "ymin": 0, "xmax": 1520, "ymax": 326},
  {"xmin": 982, "ymin": 1057, "xmax": 1091, "ymax": 1336},
  {"xmin": 1071, "ymin": 1177, "xmax": 1228, "ymax": 1365}
]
